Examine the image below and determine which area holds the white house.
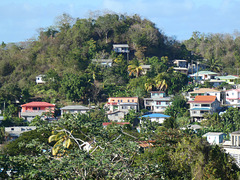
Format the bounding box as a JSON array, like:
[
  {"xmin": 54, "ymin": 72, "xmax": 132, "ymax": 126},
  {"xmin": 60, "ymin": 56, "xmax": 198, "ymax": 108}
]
[
  {"xmin": 36, "ymin": 75, "xmax": 46, "ymax": 84},
  {"xmin": 5, "ymin": 126, "xmax": 36, "ymax": 141},
  {"xmin": 140, "ymin": 65, "xmax": 151, "ymax": 75},
  {"xmin": 173, "ymin": 59, "xmax": 188, "ymax": 75},
  {"xmin": 92, "ymin": 59, "xmax": 113, "ymax": 67},
  {"xmin": 113, "ymin": 44, "xmax": 129, "ymax": 53},
  {"xmin": 203, "ymin": 132, "xmax": 226, "ymax": 145},
  {"xmin": 143, "ymin": 91, "xmax": 172, "ymax": 113},
  {"xmin": 187, "ymin": 88, "xmax": 223, "ymax": 104},
  {"xmin": 60, "ymin": 105, "xmax": 93, "ymax": 116},
  {"xmin": 190, "ymin": 71, "xmax": 218, "ymax": 84},
  {"xmin": 225, "ymin": 88, "xmax": 240, "ymax": 106},
  {"xmin": 140, "ymin": 113, "xmax": 170, "ymax": 124}
]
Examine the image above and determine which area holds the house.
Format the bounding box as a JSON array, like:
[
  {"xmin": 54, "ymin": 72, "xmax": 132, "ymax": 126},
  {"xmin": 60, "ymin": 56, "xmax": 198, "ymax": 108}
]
[
  {"xmin": 143, "ymin": 91, "xmax": 172, "ymax": 113},
  {"xmin": 92, "ymin": 59, "xmax": 113, "ymax": 67},
  {"xmin": 105, "ymin": 97, "xmax": 139, "ymax": 122},
  {"xmin": 208, "ymin": 79, "xmax": 225, "ymax": 87},
  {"xmin": 223, "ymin": 130, "xmax": 240, "ymax": 166},
  {"xmin": 36, "ymin": 75, "xmax": 46, "ymax": 84},
  {"xmin": 189, "ymin": 95, "xmax": 221, "ymax": 122},
  {"xmin": 216, "ymin": 75, "xmax": 240, "ymax": 85},
  {"xmin": 20, "ymin": 102, "xmax": 55, "ymax": 122},
  {"xmin": 140, "ymin": 113, "xmax": 170, "ymax": 124},
  {"xmin": 60, "ymin": 105, "xmax": 92, "ymax": 116},
  {"xmin": 203, "ymin": 132, "xmax": 226, "ymax": 145},
  {"xmin": 190, "ymin": 71, "xmax": 218, "ymax": 84},
  {"xmin": 187, "ymin": 88, "xmax": 224, "ymax": 104},
  {"xmin": 113, "ymin": 44, "xmax": 129, "ymax": 53},
  {"xmin": 140, "ymin": 65, "xmax": 151, "ymax": 75},
  {"xmin": 173, "ymin": 59, "xmax": 188, "ymax": 75},
  {"xmin": 5, "ymin": 126, "xmax": 36, "ymax": 141},
  {"xmin": 181, "ymin": 124, "xmax": 202, "ymax": 133},
  {"xmin": 225, "ymin": 88, "xmax": 240, "ymax": 107}
]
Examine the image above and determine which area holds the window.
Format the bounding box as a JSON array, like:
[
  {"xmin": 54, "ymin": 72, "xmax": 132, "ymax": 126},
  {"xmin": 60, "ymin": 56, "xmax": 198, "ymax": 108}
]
[
  {"xmin": 232, "ymin": 93, "xmax": 234, "ymax": 95},
  {"xmin": 132, "ymin": 100, "xmax": 134, "ymax": 102},
  {"xmin": 115, "ymin": 114, "xmax": 118, "ymax": 116},
  {"xmin": 33, "ymin": 107, "xmax": 38, "ymax": 110},
  {"xmin": 128, "ymin": 100, "xmax": 130, "ymax": 102},
  {"xmin": 202, "ymin": 104, "xmax": 210, "ymax": 107},
  {"xmin": 11, "ymin": 128, "xmax": 14, "ymax": 131},
  {"xmin": 121, "ymin": 100, "xmax": 123, "ymax": 102},
  {"xmin": 156, "ymin": 101, "xmax": 161, "ymax": 105},
  {"xmin": 193, "ymin": 111, "xmax": 196, "ymax": 114},
  {"xmin": 118, "ymin": 100, "xmax": 120, "ymax": 102}
]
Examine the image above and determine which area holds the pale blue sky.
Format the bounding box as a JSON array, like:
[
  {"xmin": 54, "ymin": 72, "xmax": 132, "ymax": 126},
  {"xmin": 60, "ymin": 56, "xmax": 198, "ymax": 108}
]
[{"xmin": 1, "ymin": 0, "xmax": 240, "ymax": 43}]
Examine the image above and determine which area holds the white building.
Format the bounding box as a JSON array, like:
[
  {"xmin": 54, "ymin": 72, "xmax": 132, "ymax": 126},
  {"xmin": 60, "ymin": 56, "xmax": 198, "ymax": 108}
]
[
  {"xmin": 143, "ymin": 91, "xmax": 172, "ymax": 113},
  {"xmin": 36, "ymin": 75, "xmax": 46, "ymax": 84},
  {"xmin": 190, "ymin": 71, "xmax": 218, "ymax": 84},
  {"xmin": 140, "ymin": 113, "xmax": 170, "ymax": 124},
  {"xmin": 5, "ymin": 126, "xmax": 36, "ymax": 140},
  {"xmin": 60, "ymin": 105, "xmax": 93, "ymax": 116},
  {"xmin": 203, "ymin": 132, "xmax": 226, "ymax": 145},
  {"xmin": 225, "ymin": 88, "xmax": 240, "ymax": 106}
]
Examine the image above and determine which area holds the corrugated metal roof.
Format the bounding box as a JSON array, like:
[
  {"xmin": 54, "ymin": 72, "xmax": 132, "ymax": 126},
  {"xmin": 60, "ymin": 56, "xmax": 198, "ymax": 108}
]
[
  {"xmin": 21, "ymin": 102, "xmax": 55, "ymax": 107},
  {"xmin": 194, "ymin": 96, "xmax": 216, "ymax": 103},
  {"xmin": 141, "ymin": 113, "xmax": 170, "ymax": 118}
]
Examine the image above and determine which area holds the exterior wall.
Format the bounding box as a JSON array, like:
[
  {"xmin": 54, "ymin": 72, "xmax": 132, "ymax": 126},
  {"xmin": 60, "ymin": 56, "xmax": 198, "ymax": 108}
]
[
  {"xmin": 150, "ymin": 92, "xmax": 165, "ymax": 98},
  {"xmin": 61, "ymin": 109, "xmax": 88, "ymax": 115},
  {"xmin": 108, "ymin": 112, "xmax": 125, "ymax": 122},
  {"xmin": 226, "ymin": 90, "xmax": 240, "ymax": 105},
  {"xmin": 108, "ymin": 97, "xmax": 138, "ymax": 103},
  {"xmin": 206, "ymin": 134, "xmax": 225, "ymax": 144}
]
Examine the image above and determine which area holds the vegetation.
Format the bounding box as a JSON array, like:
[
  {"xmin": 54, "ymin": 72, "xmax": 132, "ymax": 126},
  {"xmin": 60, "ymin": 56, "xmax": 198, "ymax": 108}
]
[{"xmin": 0, "ymin": 11, "xmax": 240, "ymax": 178}]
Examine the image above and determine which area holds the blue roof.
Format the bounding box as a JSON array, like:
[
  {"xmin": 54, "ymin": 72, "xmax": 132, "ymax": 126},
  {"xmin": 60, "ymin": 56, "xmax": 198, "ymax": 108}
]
[
  {"xmin": 191, "ymin": 108, "xmax": 211, "ymax": 111},
  {"xmin": 141, "ymin": 113, "xmax": 170, "ymax": 118}
]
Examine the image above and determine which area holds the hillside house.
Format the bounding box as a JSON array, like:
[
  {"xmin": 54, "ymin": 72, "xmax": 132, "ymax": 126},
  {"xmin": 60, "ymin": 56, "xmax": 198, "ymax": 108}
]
[
  {"xmin": 5, "ymin": 126, "xmax": 36, "ymax": 141},
  {"xmin": 173, "ymin": 59, "xmax": 188, "ymax": 75},
  {"xmin": 189, "ymin": 96, "xmax": 220, "ymax": 122},
  {"xmin": 187, "ymin": 88, "xmax": 224, "ymax": 104},
  {"xmin": 105, "ymin": 97, "xmax": 139, "ymax": 122},
  {"xmin": 216, "ymin": 75, "xmax": 240, "ymax": 85},
  {"xmin": 113, "ymin": 44, "xmax": 129, "ymax": 53},
  {"xmin": 60, "ymin": 105, "xmax": 93, "ymax": 116},
  {"xmin": 190, "ymin": 71, "xmax": 218, "ymax": 84},
  {"xmin": 140, "ymin": 113, "xmax": 170, "ymax": 124},
  {"xmin": 36, "ymin": 75, "xmax": 46, "ymax": 84},
  {"xmin": 140, "ymin": 65, "xmax": 151, "ymax": 75},
  {"xmin": 144, "ymin": 91, "xmax": 171, "ymax": 113},
  {"xmin": 225, "ymin": 88, "xmax": 240, "ymax": 107},
  {"xmin": 203, "ymin": 132, "xmax": 226, "ymax": 145},
  {"xmin": 92, "ymin": 59, "xmax": 113, "ymax": 67},
  {"xmin": 20, "ymin": 102, "xmax": 55, "ymax": 122}
]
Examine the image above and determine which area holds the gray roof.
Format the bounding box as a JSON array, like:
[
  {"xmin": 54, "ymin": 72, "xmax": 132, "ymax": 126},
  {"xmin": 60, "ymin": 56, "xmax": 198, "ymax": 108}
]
[
  {"xmin": 113, "ymin": 44, "xmax": 129, "ymax": 48},
  {"xmin": 141, "ymin": 65, "xmax": 151, "ymax": 69},
  {"xmin": 203, "ymin": 132, "xmax": 226, "ymax": 136},
  {"xmin": 61, "ymin": 105, "xmax": 90, "ymax": 110},
  {"xmin": 231, "ymin": 130, "xmax": 240, "ymax": 134}
]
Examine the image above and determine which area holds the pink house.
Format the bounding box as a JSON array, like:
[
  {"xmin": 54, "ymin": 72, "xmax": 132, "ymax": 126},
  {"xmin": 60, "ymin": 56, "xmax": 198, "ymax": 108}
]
[{"xmin": 20, "ymin": 102, "xmax": 55, "ymax": 122}]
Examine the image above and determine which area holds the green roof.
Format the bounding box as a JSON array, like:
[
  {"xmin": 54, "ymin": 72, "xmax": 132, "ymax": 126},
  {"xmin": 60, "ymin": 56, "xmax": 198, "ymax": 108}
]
[
  {"xmin": 216, "ymin": 75, "xmax": 239, "ymax": 80},
  {"xmin": 192, "ymin": 71, "xmax": 218, "ymax": 76}
]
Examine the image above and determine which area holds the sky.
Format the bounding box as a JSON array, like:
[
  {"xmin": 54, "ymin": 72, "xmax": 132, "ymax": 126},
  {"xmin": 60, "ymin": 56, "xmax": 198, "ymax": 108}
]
[{"xmin": 1, "ymin": 0, "xmax": 240, "ymax": 43}]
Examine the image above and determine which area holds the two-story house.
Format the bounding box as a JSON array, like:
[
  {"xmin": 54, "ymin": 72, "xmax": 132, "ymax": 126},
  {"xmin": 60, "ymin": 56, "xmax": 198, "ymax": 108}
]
[
  {"xmin": 187, "ymin": 88, "xmax": 224, "ymax": 104},
  {"xmin": 20, "ymin": 102, "xmax": 55, "ymax": 122},
  {"xmin": 144, "ymin": 91, "xmax": 172, "ymax": 113},
  {"xmin": 225, "ymin": 88, "xmax": 240, "ymax": 107},
  {"xmin": 189, "ymin": 96, "xmax": 220, "ymax": 122},
  {"xmin": 105, "ymin": 97, "xmax": 139, "ymax": 122},
  {"xmin": 173, "ymin": 59, "xmax": 188, "ymax": 75}
]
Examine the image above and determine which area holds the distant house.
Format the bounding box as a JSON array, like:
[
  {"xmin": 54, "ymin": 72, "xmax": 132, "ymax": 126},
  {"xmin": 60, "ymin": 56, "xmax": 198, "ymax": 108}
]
[
  {"xmin": 187, "ymin": 88, "xmax": 223, "ymax": 104},
  {"xmin": 92, "ymin": 59, "xmax": 113, "ymax": 67},
  {"xmin": 140, "ymin": 113, "xmax": 170, "ymax": 124},
  {"xmin": 113, "ymin": 44, "xmax": 129, "ymax": 53},
  {"xmin": 20, "ymin": 102, "xmax": 55, "ymax": 122},
  {"xmin": 36, "ymin": 75, "xmax": 46, "ymax": 84},
  {"xmin": 190, "ymin": 71, "xmax": 218, "ymax": 84},
  {"xmin": 225, "ymin": 88, "xmax": 240, "ymax": 107},
  {"xmin": 105, "ymin": 97, "xmax": 139, "ymax": 122},
  {"xmin": 60, "ymin": 105, "xmax": 92, "ymax": 116},
  {"xmin": 189, "ymin": 95, "xmax": 220, "ymax": 122},
  {"xmin": 143, "ymin": 91, "xmax": 172, "ymax": 113},
  {"xmin": 223, "ymin": 130, "xmax": 240, "ymax": 166},
  {"xmin": 5, "ymin": 126, "xmax": 36, "ymax": 141},
  {"xmin": 173, "ymin": 59, "xmax": 188, "ymax": 75},
  {"xmin": 140, "ymin": 65, "xmax": 151, "ymax": 75},
  {"xmin": 216, "ymin": 75, "xmax": 240, "ymax": 85},
  {"xmin": 203, "ymin": 132, "xmax": 226, "ymax": 145}
]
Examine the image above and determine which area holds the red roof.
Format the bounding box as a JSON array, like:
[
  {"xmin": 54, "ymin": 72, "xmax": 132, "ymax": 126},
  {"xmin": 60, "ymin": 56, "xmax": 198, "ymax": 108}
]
[
  {"xmin": 21, "ymin": 102, "xmax": 55, "ymax": 107},
  {"xmin": 193, "ymin": 96, "xmax": 216, "ymax": 103},
  {"xmin": 102, "ymin": 122, "xmax": 130, "ymax": 126}
]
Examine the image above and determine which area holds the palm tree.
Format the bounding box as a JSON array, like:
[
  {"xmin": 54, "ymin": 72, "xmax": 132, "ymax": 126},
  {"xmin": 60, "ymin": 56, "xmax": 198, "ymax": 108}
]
[
  {"xmin": 48, "ymin": 130, "xmax": 72, "ymax": 156},
  {"xmin": 144, "ymin": 79, "xmax": 154, "ymax": 91},
  {"xmin": 154, "ymin": 73, "xmax": 169, "ymax": 91},
  {"xmin": 128, "ymin": 64, "xmax": 143, "ymax": 78},
  {"xmin": 207, "ymin": 58, "xmax": 222, "ymax": 72}
]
